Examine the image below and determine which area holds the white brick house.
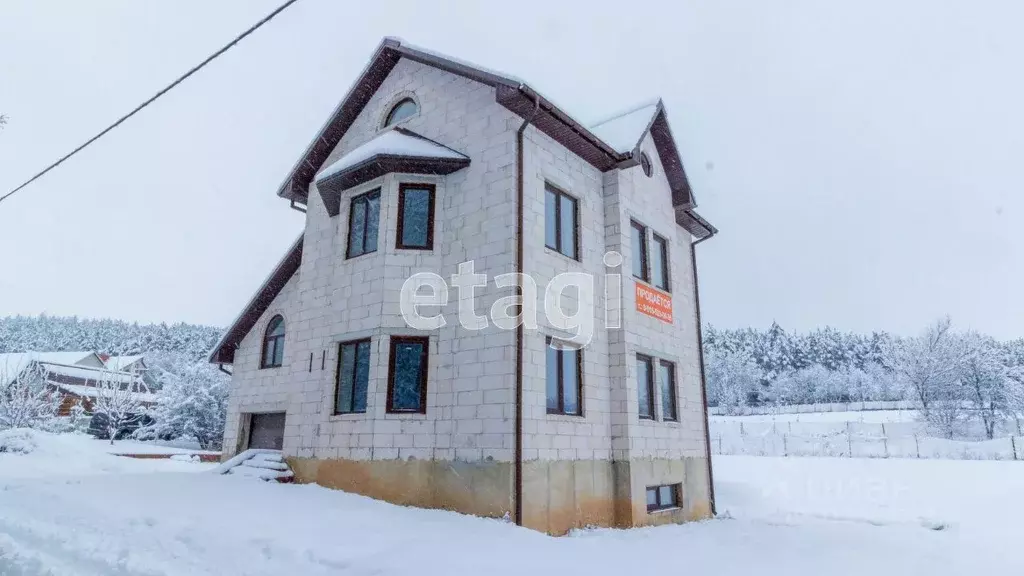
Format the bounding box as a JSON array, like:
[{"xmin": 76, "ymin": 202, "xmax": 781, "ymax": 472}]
[{"xmin": 211, "ymin": 38, "xmax": 717, "ymax": 534}]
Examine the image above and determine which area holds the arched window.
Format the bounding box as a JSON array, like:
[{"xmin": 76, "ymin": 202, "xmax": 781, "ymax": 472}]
[
  {"xmin": 261, "ymin": 315, "xmax": 286, "ymax": 368},
  {"xmin": 383, "ymin": 98, "xmax": 418, "ymax": 127},
  {"xmin": 640, "ymin": 152, "xmax": 653, "ymax": 177}
]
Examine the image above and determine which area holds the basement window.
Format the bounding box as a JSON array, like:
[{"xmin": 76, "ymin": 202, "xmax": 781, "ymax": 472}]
[{"xmin": 646, "ymin": 484, "xmax": 680, "ymax": 512}]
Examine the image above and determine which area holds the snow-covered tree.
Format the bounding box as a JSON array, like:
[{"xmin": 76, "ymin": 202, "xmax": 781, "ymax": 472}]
[
  {"xmin": 91, "ymin": 367, "xmax": 145, "ymax": 444},
  {"xmin": 960, "ymin": 332, "xmax": 1009, "ymax": 439},
  {"xmin": 138, "ymin": 361, "xmax": 228, "ymax": 449},
  {"xmin": 706, "ymin": 348, "xmax": 763, "ymax": 411},
  {"xmin": 882, "ymin": 317, "xmax": 964, "ymax": 411},
  {"xmin": 0, "ymin": 361, "xmax": 61, "ymax": 430}
]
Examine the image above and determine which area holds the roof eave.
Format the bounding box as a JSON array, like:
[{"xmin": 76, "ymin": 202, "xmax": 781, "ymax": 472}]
[{"xmin": 209, "ymin": 235, "xmax": 304, "ymax": 365}]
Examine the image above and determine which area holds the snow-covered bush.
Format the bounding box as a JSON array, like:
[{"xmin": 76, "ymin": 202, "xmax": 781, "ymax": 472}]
[
  {"xmin": 0, "ymin": 362, "xmax": 61, "ymax": 431},
  {"xmin": 0, "ymin": 428, "xmax": 38, "ymax": 454},
  {"xmin": 137, "ymin": 361, "xmax": 228, "ymax": 450},
  {"xmin": 90, "ymin": 368, "xmax": 145, "ymax": 444}
]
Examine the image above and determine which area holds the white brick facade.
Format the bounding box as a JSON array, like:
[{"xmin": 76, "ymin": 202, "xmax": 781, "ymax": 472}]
[{"xmin": 219, "ymin": 42, "xmax": 712, "ymax": 532}]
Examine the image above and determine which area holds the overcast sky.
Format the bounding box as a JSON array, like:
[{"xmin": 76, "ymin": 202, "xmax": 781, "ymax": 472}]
[{"xmin": 2, "ymin": 0, "xmax": 1022, "ymax": 339}]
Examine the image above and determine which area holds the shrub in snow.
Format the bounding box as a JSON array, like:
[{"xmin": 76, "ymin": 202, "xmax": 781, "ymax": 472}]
[
  {"xmin": 0, "ymin": 361, "xmax": 61, "ymax": 431},
  {"xmin": 0, "ymin": 428, "xmax": 37, "ymax": 454},
  {"xmin": 90, "ymin": 367, "xmax": 145, "ymax": 444},
  {"xmin": 137, "ymin": 361, "xmax": 228, "ymax": 450}
]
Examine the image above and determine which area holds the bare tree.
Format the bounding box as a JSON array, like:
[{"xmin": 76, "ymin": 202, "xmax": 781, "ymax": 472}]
[
  {"xmin": 91, "ymin": 367, "xmax": 144, "ymax": 444},
  {"xmin": 0, "ymin": 361, "xmax": 61, "ymax": 430}
]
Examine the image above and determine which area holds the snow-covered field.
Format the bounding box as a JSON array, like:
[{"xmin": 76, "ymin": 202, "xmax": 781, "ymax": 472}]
[
  {"xmin": 0, "ymin": 430, "xmax": 1021, "ymax": 575},
  {"xmin": 712, "ymin": 409, "xmax": 919, "ymax": 423},
  {"xmin": 0, "ymin": 430, "xmax": 217, "ymax": 479}
]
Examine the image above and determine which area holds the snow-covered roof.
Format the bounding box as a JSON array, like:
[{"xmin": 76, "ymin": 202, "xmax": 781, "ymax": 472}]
[
  {"xmin": 588, "ymin": 100, "xmax": 661, "ymax": 154},
  {"xmin": 104, "ymin": 355, "xmax": 145, "ymax": 371},
  {"xmin": 316, "ymin": 128, "xmax": 469, "ymax": 181},
  {"xmin": 39, "ymin": 361, "xmax": 142, "ymax": 385},
  {"xmin": 0, "ymin": 352, "xmax": 98, "ymax": 384},
  {"xmin": 54, "ymin": 383, "xmax": 157, "ymax": 404}
]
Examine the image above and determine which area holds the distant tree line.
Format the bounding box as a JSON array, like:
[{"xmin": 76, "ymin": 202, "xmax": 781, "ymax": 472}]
[{"xmin": 704, "ymin": 319, "xmax": 1024, "ymax": 439}]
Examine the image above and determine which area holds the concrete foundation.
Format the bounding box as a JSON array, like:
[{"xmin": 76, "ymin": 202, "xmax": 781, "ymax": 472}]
[
  {"xmin": 288, "ymin": 456, "xmax": 712, "ymax": 535},
  {"xmin": 289, "ymin": 457, "xmax": 513, "ymax": 520}
]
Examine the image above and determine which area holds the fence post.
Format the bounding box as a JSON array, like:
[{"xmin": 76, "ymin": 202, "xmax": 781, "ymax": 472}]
[
  {"xmin": 1013, "ymin": 436, "xmax": 1018, "ymax": 461},
  {"xmin": 846, "ymin": 421, "xmax": 853, "ymax": 458},
  {"xmin": 882, "ymin": 423, "xmax": 889, "ymax": 458},
  {"xmin": 783, "ymin": 433, "xmax": 788, "ymax": 457},
  {"xmin": 914, "ymin": 433, "xmax": 920, "ymax": 459}
]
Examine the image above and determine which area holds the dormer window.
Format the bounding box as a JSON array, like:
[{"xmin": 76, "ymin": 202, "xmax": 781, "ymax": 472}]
[{"xmin": 383, "ymin": 98, "xmax": 418, "ymax": 127}]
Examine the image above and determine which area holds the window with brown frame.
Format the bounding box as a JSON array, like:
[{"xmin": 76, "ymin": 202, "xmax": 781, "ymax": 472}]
[
  {"xmin": 260, "ymin": 315, "xmax": 285, "ymax": 369},
  {"xmin": 544, "ymin": 183, "xmax": 579, "ymax": 260},
  {"xmin": 631, "ymin": 220, "xmax": 649, "ymax": 281},
  {"xmin": 646, "ymin": 484, "xmax": 681, "ymax": 512},
  {"xmin": 346, "ymin": 189, "xmax": 381, "ymax": 259},
  {"xmin": 659, "ymin": 360, "xmax": 678, "ymax": 421},
  {"xmin": 335, "ymin": 339, "xmax": 371, "ymax": 414},
  {"xmin": 651, "ymin": 233, "xmax": 670, "ymax": 292},
  {"xmin": 396, "ymin": 183, "xmax": 435, "ymax": 249},
  {"xmin": 545, "ymin": 337, "xmax": 583, "ymax": 416},
  {"xmin": 636, "ymin": 353, "xmax": 655, "ymax": 419},
  {"xmin": 387, "ymin": 336, "xmax": 429, "ymax": 413}
]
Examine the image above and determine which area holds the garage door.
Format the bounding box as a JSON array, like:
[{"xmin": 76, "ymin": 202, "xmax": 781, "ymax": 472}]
[{"xmin": 248, "ymin": 412, "xmax": 286, "ymax": 450}]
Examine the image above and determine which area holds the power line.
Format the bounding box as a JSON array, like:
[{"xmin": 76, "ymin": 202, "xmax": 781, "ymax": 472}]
[{"xmin": 0, "ymin": 0, "xmax": 302, "ymax": 207}]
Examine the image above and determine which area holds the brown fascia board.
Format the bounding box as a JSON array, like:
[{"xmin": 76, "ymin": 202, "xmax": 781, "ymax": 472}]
[
  {"xmin": 316, "ymin": 155, "xmax": 470, "ymax": 216},
  {"xmin": 275, "ymin": 38, "xmax": 624, "ymax": 203},
  {"xmin": 649, "ymin": 108, "xmax": 696, "ymax": 209},
  {"xmin": 275, "ymin": 38, "xmax": 716, "ymax": 236},
  {"xmin": 676, "ymin": 207, "xmax": 717, "ymax": 240},
  {"xmin": 208, "ymin": 236, "xmax": 304, "ymax": 365}
]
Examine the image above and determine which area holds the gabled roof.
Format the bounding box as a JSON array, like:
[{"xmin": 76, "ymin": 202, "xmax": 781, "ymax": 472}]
[
  {"xmin": 0, "ymin": 351, "xmax": 102, "ymax": 384},
  {"xmin": 104, "ymin": 355, "xmax": 146, "ymax": 371},
  {"xmin": 588, "ymin": 99, "xmax": 661, "ymax": 155},
  {"xmin": 209, "ymin": 235, "xmax": 304, "ymax": 365},
  {"xmin": 314, "ymin": 128, "xmax": 470, "ymax": 215},
  {"xmin": 274, "ymin": 38, "xmax": 713, "ymax": 239}
]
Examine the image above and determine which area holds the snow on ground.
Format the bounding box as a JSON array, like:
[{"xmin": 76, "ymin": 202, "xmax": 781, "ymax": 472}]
[
  {"xmin": 0, "ymin": 430, "xmax": 216, "ymax": 479},
  {"xmin": 0, "ymin": 434, "xmax": 1021, "ymax": 575},
  {"xmin": 100, "ymin": 439, "xmax": 219, "ymax": 456},
  {"xmin": 712, "ymin": 409, "xmax": 920, "ymax": 423}
]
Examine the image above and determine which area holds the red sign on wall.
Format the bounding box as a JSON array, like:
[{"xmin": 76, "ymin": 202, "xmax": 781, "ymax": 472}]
[{"xmin": 635, "ymin": 282, "xmax": 673, "ymax": 323}]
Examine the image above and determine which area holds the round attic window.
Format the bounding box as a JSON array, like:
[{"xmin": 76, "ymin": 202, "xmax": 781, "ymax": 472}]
[
  {"xmin": 640, "ymin": 152, "xmax": 653, "ymax": 177},
  {"xmin": 383, "ymin": 98, "xmax": 418, "ymax": 127}
]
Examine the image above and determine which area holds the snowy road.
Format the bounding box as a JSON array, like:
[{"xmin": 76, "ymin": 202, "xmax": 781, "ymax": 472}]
[{"xmin": 1, "ymin": 434, "xmax": 1021, "ymax": 575}]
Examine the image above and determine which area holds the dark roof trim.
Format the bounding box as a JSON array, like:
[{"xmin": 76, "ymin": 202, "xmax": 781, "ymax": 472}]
[
  {"xmin": 274, "ymin": 37, "xmax": 716, "ymax": 237},
  {"xmin": 315, "ymin": 128, "xmax": 470, "ymax": 215},
  {"xmin": 209, "ymin": 236, "xmax": 304, "ymax": 365},
  {"xmin": 318, "ymin": 155, "xmax": 469, "ymax": 216},
  {"xmin": 649, "ymin": 108, "xmax": 696, "ymax": 210},
  {"xmin": 677, "ymin": 207, "xmax": 717, "ymax": 240}
]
